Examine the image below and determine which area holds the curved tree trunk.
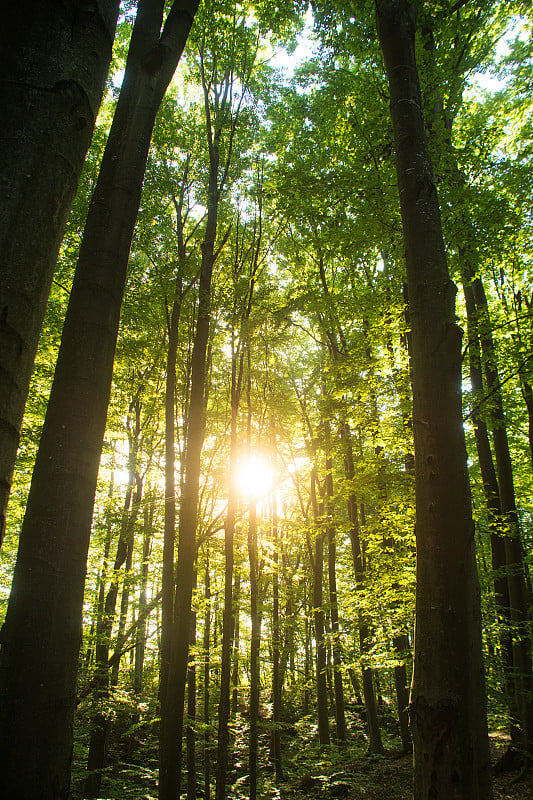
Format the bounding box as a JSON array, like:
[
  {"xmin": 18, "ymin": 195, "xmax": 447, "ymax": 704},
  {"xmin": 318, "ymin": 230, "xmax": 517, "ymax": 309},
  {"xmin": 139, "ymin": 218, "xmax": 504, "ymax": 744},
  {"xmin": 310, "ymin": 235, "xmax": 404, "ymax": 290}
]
[
  {"xmin": 0, "ymin": 4, "xmax": 199, "ymax": 797},
  {"xmin": 375, "ymin": 2, "xmax": 492, "ymax": 797},
  {"xmin": 0, "ymin": 1, "xmax": 119, "ymax": 542}
]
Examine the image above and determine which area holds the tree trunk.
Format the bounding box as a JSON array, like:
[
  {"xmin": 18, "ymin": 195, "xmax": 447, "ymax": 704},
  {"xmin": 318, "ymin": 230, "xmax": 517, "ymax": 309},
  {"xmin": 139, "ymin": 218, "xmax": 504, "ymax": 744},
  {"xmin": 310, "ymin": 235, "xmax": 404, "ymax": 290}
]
[
  {"xmin": 271, "ymin": 491, "xmax": 284, "ymax": 781},
  {"xmin": 160, "ymin": 158, "xmax": 191, "ymax": 711},
  {"xmin": 0, "ymin": 5, "xmax": 199, "ymax": 797},
  {"xmin": 392, "ymin": 633, "xmax": 412, "ymax": 754},
  {"xmin": 248, "ymin": 500, "xmax": 262, "ymax": 800},
  {"xmin": 471, "ymin": 275, "xmax": 533, "ymax": 758},
  {"xmin": 310, "ymin": 469, "xmax": 330, "ymax": 746},
  {"xmin": 85, "ymin": 451, "xmax": 142, "ymax": 799},
  {"xmin": 135, "ymin": 495, "xmax": 154, "ymax": 695},
  {"xmin": 462, "ymin": 280, "xmax": 518, "ymax": 744},
  {"xmin": 187, "ymin": 569, "xmax": 198, "ymax": 800},
  {"xmin": 341, "ymin": 421, "xmax": 383, "ymax": 754},
  {"xmin": 159, "ymin": 31, "xmax": 233, "ymax": 795},
  {"xmin": 215, "ymin": 355, "xmax": 244, "ymax": 800},
  {"xmin": 231, "ymin": 570, "xmax": 241, "ymax": 718},
  {"xmin": 375, "ymin": 2, "xmax": 492, "ymax": 797},
  {"xmin": 203, "ymin": 553, "xmax": 212, "ymax": 800},
  {"xmin": 0, "ymin": 1, "xmax": 119, "ymax": 541},
  {"xmin": 325, "ymin": 443, "xmax": 347, "ymax": 744}
]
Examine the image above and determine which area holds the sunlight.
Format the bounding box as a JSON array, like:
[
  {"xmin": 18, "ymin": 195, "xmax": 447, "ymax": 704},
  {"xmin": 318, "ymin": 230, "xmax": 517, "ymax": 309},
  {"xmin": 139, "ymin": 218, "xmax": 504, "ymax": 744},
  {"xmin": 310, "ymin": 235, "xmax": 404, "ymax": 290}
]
[{"xmin": 234, "ymin": 454, "xmax": 274, "ymax": 500}]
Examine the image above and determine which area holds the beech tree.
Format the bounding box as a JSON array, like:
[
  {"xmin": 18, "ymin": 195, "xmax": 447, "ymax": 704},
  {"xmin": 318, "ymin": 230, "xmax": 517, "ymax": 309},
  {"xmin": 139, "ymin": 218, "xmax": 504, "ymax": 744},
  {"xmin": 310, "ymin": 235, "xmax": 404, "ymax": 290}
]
[
  {"xmin": 1, "ymin": 3, "xmax": 533, "ymax": 799},
  {"xmin": 0, "ymin": 1, "xmax": 120, "ymax": 541},
  {"xmin": 375, "ymin": 1, "xmax": 492, "ymax": 797},
  {"xmin": 0, "ymin": 2, "xmax": 199, "ymax": 797}
]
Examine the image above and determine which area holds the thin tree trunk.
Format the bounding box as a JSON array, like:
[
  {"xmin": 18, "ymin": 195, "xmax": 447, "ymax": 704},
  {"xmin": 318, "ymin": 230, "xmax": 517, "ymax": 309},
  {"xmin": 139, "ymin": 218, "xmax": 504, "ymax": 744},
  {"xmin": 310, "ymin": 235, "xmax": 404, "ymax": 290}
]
[
  {"xmin": 471, "ymin": 275, "xmax": 533, "ymax": 758},
  {"xmin": 462, "ymin": 280, "xmax": 518, "ymax": 744},
  {"xmin": 135, "ymin": 495, "xmax": 154, "ymax": 695},
  {"xmin": 160, "ymin": 157, "xmax": 191, "ymax": 711},
  {"xmin": 392, "ymin": 633, "xmax": 412, "ymax": 754},
  {"xmin": 304, "ymin": 596, "xmax": 311, "ymax": 716},
  {"xmin": 310, "ymin": 469, "xmax": 330, "ymax": 746},
  {"xmin": 375, "ymin": 2, "xmax": 492, "ymax": 796},
  {"xmin": 203, "ymin": 553, "xmax": 211, "ymax": 800},
  {"xmin": 0, "ymin": 5, "xmax": 199, "ymax": 797},
  {"xmin": 187, "ymin": 569, "xmax": 198, "ymax": 800},
  {"xmin": 85, "ymin": 447, "xmax": 142, "ymax": 799},
  {"xmin": 324, "ymin": 437, "xmax": 346, "ymax": 744},
  {"xmin": 0, "ymin": 1, "xmax": 119, "ymax": 541},
  {"xmin": 271, "ymin": 491, "xmax": 283, "ymax": 781},
  {"xmin": 231, "ymin": 570, "xmax": 241, "ymax": 718},
  {"xmin": 248, "ymin": 500, "xmax": 262, "ymax": 800},
  {"xmin": 341, "ymin": 421, "xmax": 383, "ymax": 754},
  {"xmin": 215, "ymin": 356, "xmax": 243, "ymax": 800}
]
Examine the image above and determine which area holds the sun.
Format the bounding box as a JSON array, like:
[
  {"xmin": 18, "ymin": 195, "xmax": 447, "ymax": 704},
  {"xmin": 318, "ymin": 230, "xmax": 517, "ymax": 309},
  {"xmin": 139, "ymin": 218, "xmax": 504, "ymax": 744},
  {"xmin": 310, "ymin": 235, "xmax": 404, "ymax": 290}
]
[{"xmin": 234, "ymin": 454, "xmax": 274, "ymax": 500}]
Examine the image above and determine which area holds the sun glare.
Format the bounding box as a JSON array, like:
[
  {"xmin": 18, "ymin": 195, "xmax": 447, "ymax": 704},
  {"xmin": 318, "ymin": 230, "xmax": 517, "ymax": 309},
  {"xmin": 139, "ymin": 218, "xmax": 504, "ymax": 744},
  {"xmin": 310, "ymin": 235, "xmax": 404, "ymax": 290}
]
[{"xmin": 234, "ymin": 454, "xmax": 274, "ymax": 500}]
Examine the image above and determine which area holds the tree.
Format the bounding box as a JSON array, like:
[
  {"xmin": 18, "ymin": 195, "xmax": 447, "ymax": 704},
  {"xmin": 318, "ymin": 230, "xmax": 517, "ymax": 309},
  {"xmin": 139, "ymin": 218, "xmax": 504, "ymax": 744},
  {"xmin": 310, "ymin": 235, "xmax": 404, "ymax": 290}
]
[
  {"xmin": 0, "ymin": 3, "xmax": 199, "ymax": 797},
  {"xmin": 374, "ymin": 1, "xmax": 492, "ymax": 797},
  {"xmin": 0, "ymin": 0, "xmax": 120, "ymax": 541}
]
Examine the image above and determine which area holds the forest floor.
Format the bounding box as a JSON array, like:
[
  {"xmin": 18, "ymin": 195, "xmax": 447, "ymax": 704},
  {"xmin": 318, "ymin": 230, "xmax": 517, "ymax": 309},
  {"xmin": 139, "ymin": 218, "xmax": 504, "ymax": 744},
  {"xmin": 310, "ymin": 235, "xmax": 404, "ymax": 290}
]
[
  {"xmin": 275, "ymin": 728, "xmax": 533, "ymax": 800},
  {"xmin": 72, "ymin": 703, "xmax": 533, "ymax": 799}
]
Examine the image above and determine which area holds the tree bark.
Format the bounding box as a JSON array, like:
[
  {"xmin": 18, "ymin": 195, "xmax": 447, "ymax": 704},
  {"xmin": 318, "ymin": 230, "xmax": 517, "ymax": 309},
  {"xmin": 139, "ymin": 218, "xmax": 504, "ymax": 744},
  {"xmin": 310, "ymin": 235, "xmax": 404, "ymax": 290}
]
[
  {"xmin": 215, "ymin": 350, "xmax": 244, "ymax": 800},
  {"xmin": 471, "ymin": 275, "xmax": 533, "ymax": 757},
  {"xmin": 0, "ymin": 4, "xmax": 199, "ymax": 797},
  {"xmin": 310, "ymin": 468, "xmax": 330, "ymax": 746},
  {"xmin": 325, "ymin": 441, "xmax": 347, "ymax": 744},
  {"xmin": 85, "ymin": 428, "xmax": 142, "ymax": 799},
  {"xmin": 462, "ymin": 280, "xmax": 519, "ymax": 745},
  {"xmin": 159, "ymin": 32, "xmax": 233, "ymax": 796},
  {"xmin": 135, "ymin": 494, "xmax": 154, "ymax": 695},
  {"xmin": 392, "ymin": 633, "xmax": 412, "ymax": 754},
  {"xmin": 375, "ymin": 2, "xmax": 492, "ymax": 797},
  {"xmin": 341, "ymin": 421, "xmax": 383, "ymax": 754},
  {"xmin": 203, "ymin": 553, "xmax": 212, "ymax": 800},
  {"xmin": 187, "ymin": 569, "xmax": 198, "ymax": 800},
  {"xmin": 248, "ymin": 500, "xmax": 262, "ymax": 800},
  {"xmin": 0, "ymin": 1, "xmax": 119, "ymax": 541},
  {"xmin": 271, "ymin": 491, "xmax": 284, "ymax": 781}
]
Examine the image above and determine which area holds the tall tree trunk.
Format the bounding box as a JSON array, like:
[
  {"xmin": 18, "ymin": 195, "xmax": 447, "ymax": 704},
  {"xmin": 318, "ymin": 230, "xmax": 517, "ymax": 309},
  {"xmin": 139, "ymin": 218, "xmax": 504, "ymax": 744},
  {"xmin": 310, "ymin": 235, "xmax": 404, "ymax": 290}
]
[
  {"xmin": 271, "ymin": 491, "xmax": 284, "ymax": 781},
  {"xmin": 341, "ymin": 421, "xmax": 383, "ymax": 754},
  {"xmin": 231, "ymin": 570, "xmax": 241, "ymax": 718},
  {"xmin": 160, "ymin": 157, "xmax": 191, "ymax": 711},
  {"xmin": 187, "ymin": 569, "xmax": 198, "ymax": 800},
  {"xmin": 392, "ymin": 633, "xmax": 412, "ymax": 754},
  {"xmin": 248, "ymin": 500, "xmax": 262, "ymax": 800},
  {"xmin": 0, "ymin": 5, "xmax": 199, "ymax": 797},
  {"xmin": 135, "ymin": 494, "xmax": 154, "ymax": 695},
  {"xmin": 159, "ymin": 34, "xmax": 239, "ymax": 794},
  {"xmin": 215, "ymin": 354, "xmax": 244, "ymax": 800},
  {"xmin": 304, "ymin": 593, "xmax": 311, "ymax": 716},
  {"xmin": 375, "ymin": 2, "xmax": 492, "ymax": 797},
  {"xmin": 310, "ymin": 469, "xmax": 330, "ymax": 746},
  {"xmin": 0, "ymin": 1, "xmax": 119, "ymax": 541},
  {"xmin": 203, "ymin": 553, "xmax": 211, "ymax": 800},
  {"xmin": 324, "ymin": 438, "xmax": 347, "ymax": 744},
  {"xmin": 471, "ymin": 275, "xmax": 533, "ymax": 758},
  {"xmin": 85, "ymin": 449, "xmax": 142, "ymax": 799},
  {"xmin": 462, "ymin": 280, "xmax": 518, "ymax": 745}
]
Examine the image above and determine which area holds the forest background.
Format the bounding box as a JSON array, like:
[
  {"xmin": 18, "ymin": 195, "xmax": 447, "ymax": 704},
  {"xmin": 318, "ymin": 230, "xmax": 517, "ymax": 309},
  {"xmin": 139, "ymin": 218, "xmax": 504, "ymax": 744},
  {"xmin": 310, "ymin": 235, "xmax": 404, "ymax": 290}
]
[{"xmin": 1, "ymin": 0, "xmax": 533, "ymax": 799}]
